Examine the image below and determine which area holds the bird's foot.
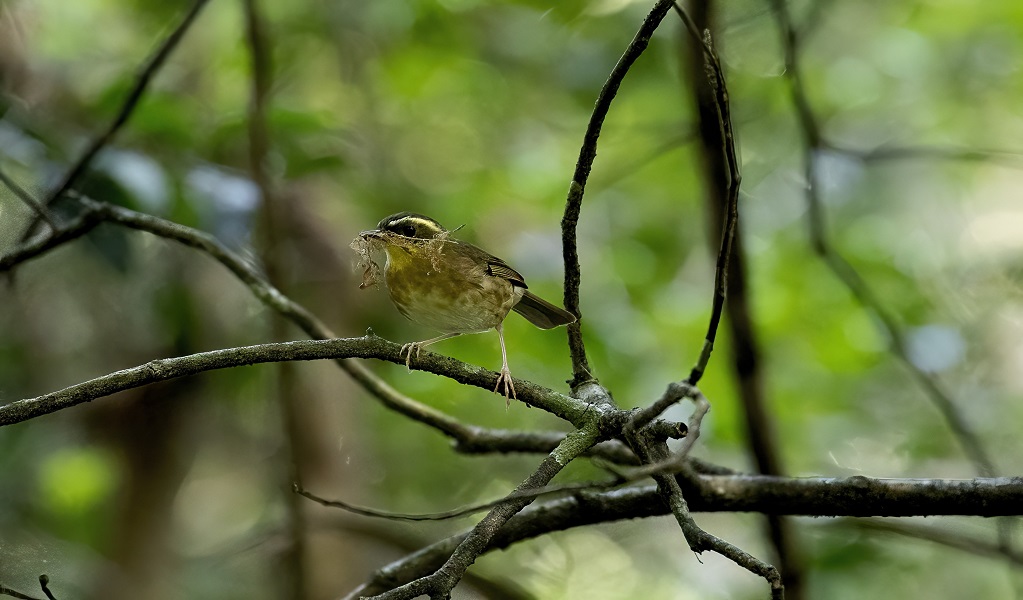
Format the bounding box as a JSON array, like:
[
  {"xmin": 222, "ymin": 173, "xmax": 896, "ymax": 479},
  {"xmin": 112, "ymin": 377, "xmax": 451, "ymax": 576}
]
[
  {"xmin": 493, "ymin": 366, "xmax": 517, "ymax": 407},
  {"xmin": 399, "ymin": 342, "xmax": 422, "ymax": 371}
]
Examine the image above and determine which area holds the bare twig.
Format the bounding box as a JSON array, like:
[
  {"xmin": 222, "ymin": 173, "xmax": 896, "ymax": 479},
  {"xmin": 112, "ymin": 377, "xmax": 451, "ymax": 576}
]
[
  {"xmin": 0, "ymin": 335, "xmax": 597, "ymax": 428},
  {"xmin": 765, "ymin": 0, "xmax": 996, "ymax": 478},
  {"xmin": 627, "ymin": 380, "xmax": 695, "ymax": 431},
  {"xmin": 36, "ymin": 577, "xmax": 55, "ymax": 600},
  {"xmin": 22, "ymin": 0, "xmax": 209, "ymax": 239},
  {"xmin": 241, "ymin": 2, "xmax": 307, "ymax": 598},
  {"xmin": 296, "ymin": 474, "xmax": 621, "ymax": 523},
  {"xmin": 0, "ymin": 204, "xmax": 101, "ymax": 271},
  {"xmin": 300, "ymin": 452, "xmax": 741, "ymax": 526},
  {"xmin": 0, "ymin": 583, "xmax": 43, "ymax": 600},
  {"xmin": 344, "ymin": 475, "xmax": 1023, "ymax": 598},
  {"xmin": 847, "ymin": 518, "xmax": 1023, "ymax": 567},
  {"xmin": 629, "ymin": 431, "xmax": 784, "ymax": 599},
  {"xmin": 0, "ymin": 166, "xmax": 56, "ymax": 230},
  {"xmin": 365, "ymin": 422, "xmax": 601, "ymax": 600},
  {"xmin": 680, "ymin": 2, "xmax": 805, "ymax": 596},
  {"xmin": 673, "ymin": 3, "xmax": 741, "ymax": 386},
  {"xmin": 561, "ymin": 0, "xmax": 676, "ymax": 388},
  {"xmin": 658, "ymin": 464, "xmax": 784, "ymax": 599},
  {"xmin": 828, "ymin": 142, "xmax": 1023, "ymax": 169}
]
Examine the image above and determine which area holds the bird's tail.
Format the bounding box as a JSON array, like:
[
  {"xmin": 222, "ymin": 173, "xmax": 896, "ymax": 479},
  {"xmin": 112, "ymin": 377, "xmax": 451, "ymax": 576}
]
[{"xmin": 513, "ymin": 291, "xmax": 577, "ymax": 329}]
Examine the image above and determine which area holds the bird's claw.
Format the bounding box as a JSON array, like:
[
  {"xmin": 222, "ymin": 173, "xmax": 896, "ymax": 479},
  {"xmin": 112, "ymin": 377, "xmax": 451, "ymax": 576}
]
[
  {"xmin": 494, "ymin": 367, "xmax": 517, "ymax": 407},
  {"xmin": 399, "ymin": 342, "xmax": 422, "ymax": 371}
]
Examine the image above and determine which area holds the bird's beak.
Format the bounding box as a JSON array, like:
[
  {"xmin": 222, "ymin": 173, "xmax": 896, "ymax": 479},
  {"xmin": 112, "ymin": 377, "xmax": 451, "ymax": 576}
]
[{"xmin": 360, "ymin": 229, "xmax": 384, "ymax": 240}]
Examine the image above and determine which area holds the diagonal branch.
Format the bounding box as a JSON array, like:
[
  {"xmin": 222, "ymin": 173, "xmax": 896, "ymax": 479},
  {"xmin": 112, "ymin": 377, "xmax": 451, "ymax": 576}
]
[
  {"xmin": 561, "ymin": 0, "xmax": 676, "ymax": 388},
  {"xmin": 630, "ymin": 431, "xmax": 783, "ymax": 599},
  {"xmin": 0, "ymin": 583, "xmax": 43, "ymax": 600},
  {"xmin": 362, "ymin": 422, "xmax": 601, "ymax": 600},
  {"xmin": 765, "ymin": 0, "xmax": 996, "ymax": 478},
  {"xmin": 0, "ymin": 166, "xmax": 57, "ymax": 230},
  {"xmin": 26, "ymin": 0, "xmax": 210, "ymax": 229}
]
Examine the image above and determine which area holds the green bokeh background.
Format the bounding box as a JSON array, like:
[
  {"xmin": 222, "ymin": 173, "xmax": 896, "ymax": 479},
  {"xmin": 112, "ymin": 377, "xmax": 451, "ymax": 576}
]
[{"xmin": 1, "ymin": 0, "xmax": 1022, "ymax": 598}]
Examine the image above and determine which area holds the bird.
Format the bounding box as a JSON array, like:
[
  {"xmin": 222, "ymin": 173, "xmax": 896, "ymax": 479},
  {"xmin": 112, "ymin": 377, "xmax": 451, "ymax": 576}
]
[{"xmin": 358, "ymin": 212, "xmax": 576, "ymax": 401}]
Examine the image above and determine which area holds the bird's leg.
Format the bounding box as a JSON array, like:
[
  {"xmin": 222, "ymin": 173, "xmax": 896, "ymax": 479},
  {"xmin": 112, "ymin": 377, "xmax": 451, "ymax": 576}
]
[
  {"xmin": 399, "ymin": 333, "xmax": 460, "ymax": 371},
  {"xmin": 493, "ymin": 323, "xmax": 517, "ymax": 405}
]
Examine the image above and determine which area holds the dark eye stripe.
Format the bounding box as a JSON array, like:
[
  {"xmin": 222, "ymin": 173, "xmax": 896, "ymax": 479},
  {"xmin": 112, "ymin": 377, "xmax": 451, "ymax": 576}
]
[{"xmin": 388, "ymin": 217, "xmax": 442, "ymax": 238}]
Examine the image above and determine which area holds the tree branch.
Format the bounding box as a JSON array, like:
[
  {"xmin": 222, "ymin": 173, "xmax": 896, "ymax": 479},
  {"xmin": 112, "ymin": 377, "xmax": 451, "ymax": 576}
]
[
  {"xmin": 631, "ymin": 432, "xmax": 783, "ymax": 599},
  {"xmin": 0, "ymin": 336, "xmax": 593, "ymax": 428},
  {"xmin": 0, "ymin": 166, "xmax": 56, "ymax": 230},
  {"xmin": 24, "ymin": 0, "xmax": 210, "ymax": 233},
  {"xmin": 845, "ymin": 518, "xmax": 1023, "ymax": 567},
  {"xmin": 561, "ymin": 0, "xmax": 676, "ymax": 388},
  {"xmin": 672, "ymin": 3, "xmax": 741, "ymax": 386},
  {"xmin": 345, "ymin": 474, "xmax": 1023, "ymax": 597},
  {"xmin": 365, "ymin": 422, "xmax": 601, "ymax": 599},
  {"xmin": 765, "ymin": 0, "xmax": 997, "ymax": 479},
  {"xmin": 0, "ymin": 583, "xmax": 43, "ymax": 600},
  {"xmin": 679, "ymin": 2, "xmax": 806, "ymax": 596}
]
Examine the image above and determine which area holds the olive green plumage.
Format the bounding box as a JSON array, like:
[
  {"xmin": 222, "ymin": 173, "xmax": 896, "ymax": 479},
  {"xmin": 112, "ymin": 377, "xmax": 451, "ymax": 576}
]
[{"xmin": 361, "ymin": 212, "xmax": 576, "ymax": 400}]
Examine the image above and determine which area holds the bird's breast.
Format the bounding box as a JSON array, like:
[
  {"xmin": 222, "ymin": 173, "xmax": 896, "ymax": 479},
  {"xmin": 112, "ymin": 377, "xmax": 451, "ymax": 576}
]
[{"xmin": 383, "ymin": 245, "xmax": 522, "ymax": 333}]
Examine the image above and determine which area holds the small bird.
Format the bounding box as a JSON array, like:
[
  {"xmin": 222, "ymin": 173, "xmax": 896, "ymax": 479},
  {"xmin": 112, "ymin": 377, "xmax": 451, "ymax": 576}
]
[{"xmin": 358, "ymin": 212, "xmax": 576, "ymax": 401}]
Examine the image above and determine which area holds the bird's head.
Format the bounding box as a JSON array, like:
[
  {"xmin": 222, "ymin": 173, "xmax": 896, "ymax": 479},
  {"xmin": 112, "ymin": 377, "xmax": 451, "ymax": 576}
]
[{"xmin": 371, "ymin": 212, "xmax": 448, "ymax": 241}]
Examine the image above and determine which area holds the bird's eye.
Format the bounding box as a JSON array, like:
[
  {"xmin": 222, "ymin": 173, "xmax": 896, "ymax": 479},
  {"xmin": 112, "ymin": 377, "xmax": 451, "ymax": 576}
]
[{"xmin": 400, "ymin": 224, "xmax": 416, "ymax": 237}]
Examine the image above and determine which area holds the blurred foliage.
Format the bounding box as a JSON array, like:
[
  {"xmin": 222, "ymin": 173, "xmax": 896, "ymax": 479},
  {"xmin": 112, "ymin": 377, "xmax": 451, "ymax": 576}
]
[{"xmin": 1, "ymin": 0, "xmax": 1023, "ymax": 599}]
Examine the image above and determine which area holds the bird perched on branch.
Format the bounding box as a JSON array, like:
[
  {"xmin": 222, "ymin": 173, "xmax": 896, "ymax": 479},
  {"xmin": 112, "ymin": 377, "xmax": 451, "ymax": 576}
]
[{"xmin": 354, "ymin": 212, "xmax": 576, "ymax": 401}]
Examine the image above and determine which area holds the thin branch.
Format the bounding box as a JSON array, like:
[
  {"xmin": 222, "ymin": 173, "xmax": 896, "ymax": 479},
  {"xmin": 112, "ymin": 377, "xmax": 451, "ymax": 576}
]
[
  {"xmin": 828, "ymin": 142, "xmax": 1023, "ymax": 169},
  {"xmin": 626, "ymin": 380, "xmax": 697, "ymax": 434},
  {"xmin": 561, "ymin": 0, "xmax": 676, "ymax": 388},
  {"xmin": 0, "ymin": 166, "xmax": 57, "ymax": 229},
  {"xmin": 847, "ymin": 518, "xmax": 1023, "ymax": 567},
  {"xmin": 36, "ymin": 577, "xmax": 55, "ymax": 600},
  {"xmin": 296, "ymin": 474, "xmax": 621, "ymax": 523},
  {"xmin": 0, "ymin": 205, "xmax": 101, "ymax": 271},
  {"xmin": 765, "ymin": 0, "xmax": 997, "ymax": 478},
  {"xmin": 241, "ymin": 2, "xmax": 307, "ymax": 598},
  {"xmin": 345, "ymin": 474, "xmax": 1023, "ymax": 597},
  {"xmin": 27, "ymin": 0, "xmax": 210, "ymax": 227},
  {"xmin": 680, "ymin": 2, "xmax": 805, "ymax": 596},
  {"xmin": 332, "ymin": 362, "xmax": 641, "ymax": 462},
  {"xmin": 299, "ymin": 453, "xmax": 738, "ymax": 525},
  {"xmin": 673, "ymin": 3, "xmax": 741, "ymax": 386},
  {"xmin": 631, "ymin": 432, "xmax": 783, "ymax": 599},
  {"xmin": 0, "ymin": 336, "xmax": 593, "ymax": 428},
  {"xmin": 366, "ymin": 422, "xmax": 601, "ymax": 600},
  {"xmin": 0, "ymin": 584, "xmax": 42, "ymax": 600}
]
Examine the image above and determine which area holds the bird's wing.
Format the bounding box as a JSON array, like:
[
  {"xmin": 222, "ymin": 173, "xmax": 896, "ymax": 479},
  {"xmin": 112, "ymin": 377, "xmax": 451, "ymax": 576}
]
[{"xmin": 486, "ymin": 257, "xmax": 528, "ymax": 289}]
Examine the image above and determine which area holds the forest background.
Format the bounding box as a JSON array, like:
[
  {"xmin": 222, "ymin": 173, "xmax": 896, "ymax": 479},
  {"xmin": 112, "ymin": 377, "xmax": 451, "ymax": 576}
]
[{"xmin": 1, "ymin": 0, "xmax": 1022, "ymax": 599}]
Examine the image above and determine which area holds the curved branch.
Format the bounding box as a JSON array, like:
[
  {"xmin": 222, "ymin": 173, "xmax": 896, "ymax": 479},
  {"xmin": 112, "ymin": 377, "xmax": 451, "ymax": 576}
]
[
  {"xmin": 0, "ymin": 336, "xmax": 592, "ymax": 428},
  {"xmin": 673, "ymin": 4, "xmax": 741, "ymax": 386},
  {"xmin": 561, "ymin": 0, "xmax": 676, "ymax": 387}
]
